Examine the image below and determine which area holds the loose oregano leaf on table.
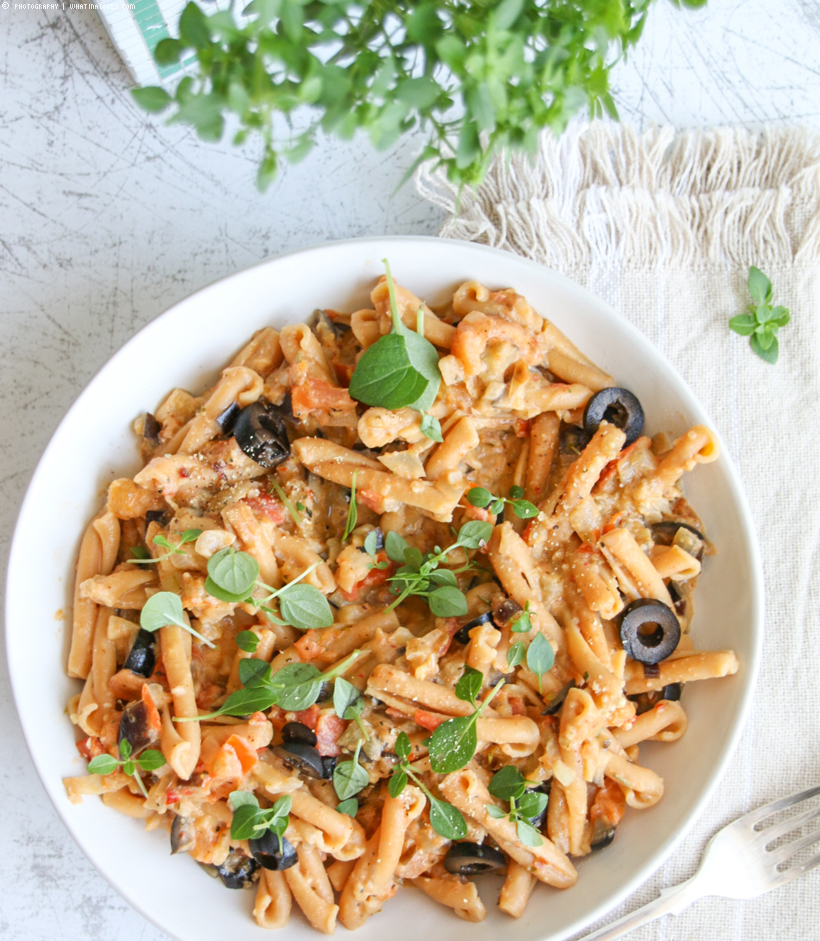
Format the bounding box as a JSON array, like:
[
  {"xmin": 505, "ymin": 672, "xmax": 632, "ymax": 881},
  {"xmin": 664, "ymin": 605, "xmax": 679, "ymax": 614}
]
[{"xmin": 729, "ymin": 265, "xmax": 790, "ymax": 364}]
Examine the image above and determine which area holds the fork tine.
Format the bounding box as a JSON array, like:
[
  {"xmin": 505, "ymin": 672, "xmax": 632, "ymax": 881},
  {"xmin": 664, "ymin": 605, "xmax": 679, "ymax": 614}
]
[
  {"xmin": 771, "ymin": 849, "xmax": 820, "ymax": 889},
  {"xmin": 768, "ymin": 824, "xmax": 820, "ymax": 867},
  {"xmin": 755, "ymin": 804, "xmax": 820, "ymax": 846},
  {"xmin": 740, "ymin": 784, "xmax": 820, "ymax": 829}
]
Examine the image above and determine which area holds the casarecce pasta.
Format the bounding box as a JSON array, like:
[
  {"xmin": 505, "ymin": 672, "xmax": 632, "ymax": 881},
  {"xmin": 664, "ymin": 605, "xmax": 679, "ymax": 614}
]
[{"xmin": 64, "ymin": 274, "xmax": 739, "ymax": 932}]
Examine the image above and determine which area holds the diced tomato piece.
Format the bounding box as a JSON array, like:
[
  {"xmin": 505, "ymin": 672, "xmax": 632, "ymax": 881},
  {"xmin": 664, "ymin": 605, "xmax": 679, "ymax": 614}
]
[
  {"xmin": 414, "ymin": 710, "xmax": 449, "ymax": 731},
  {"xmin": 76, "ymin": 736, "xmax": 104, "ymax": 759},
  {"xmin": 462, "ymin": 502, "xmax": 495, "ymax": 524},
  {"xmin": 224, "ymin": 734, "xmax": 258, "ymax": 775},
  {"xmin": 291, "ymin": 704, "xmax": 321, "ymax": 731},
  {"xmin": 245, "ymin": 492, "xmax": 287, "ymax": 525},
  {"xmin": 291, "ymin": 379, "xmax": 356, "ymax": 416},
  {"xmin": 507, "ymin": 696, "xmax": 527, "ymax": 716},
  {"xmin": 315, "ymin": 713, "xmax": 346, "ymax": 757},
  {"xmin": 515, "ymin": 419, "xmax": 531, "ymax": 438},
  {"xmin": 267, "ymin": 705, "xmax": 287, "ymax": 732},
  {"xmin": 340, "ymin": 561, "xmax": 393, "ymax": 602},
  {"xmin": 140, "ymin": 683, "xmax": 162, "ymax": 733},
  {"xmin": 356, "ymin": 488, "xmax": 387, "ymax": 514},
  {"xmin": 165, "ymin": 788, "xmax": 180, "ymax": 805},
  {"xmin": 589, "ymin": 777, "xmax": 626, "ymax": 827}
]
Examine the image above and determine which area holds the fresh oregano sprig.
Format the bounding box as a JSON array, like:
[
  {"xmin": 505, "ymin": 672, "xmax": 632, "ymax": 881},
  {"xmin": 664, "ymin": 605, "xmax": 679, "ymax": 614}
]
[
  {"xmin": 140, "ymin": 590, "xmax": 216, "ymax": 648},
  {"xmin": 333, "ymin": 740, "xmax": 369, "ymax": 806},
  {"xmin": 87, "ymin": 740, "xmax": 166, "ymax": 799},
  {"xmin": 205, "ymin": 547, "xmax": 334, "ymax": 630},
  {"xmin": 383, "ymin": 521, "xmax": 493, "ymax": 617},
  {"xmin": 387, "ymin": 731, "xmax": 467, "ymax": 840},
  {"xmin": 333, "ymin": 677, "xmax": 369, "ymax": 741},
  {"xmin": 729, "ymin": 266, "xmax": 791, "ymax": 364},
  {"xmin": 467, "ymin": 485, "xmax": 538, "ymax": 520},
  {"xmin": 130, "ymin": 1, "xmax": 704, "ymax": 192},
  {"xmin": 131, "ymin": 528, "xmax": 202, "ymax": 563},
  {"xmin": 228, "ymin": 790, "xmax": 291, "ymax": 841},
  {"xmin": 486, "ymin": 766, "xmax": 547, "ymax": 847},
  {"xmin": 425, "ymin": 667, "xmax": 504, "ymax": 773},
  {"xmin": 177, "ymin": 649, "xmax": 363, "ymax": 721}
]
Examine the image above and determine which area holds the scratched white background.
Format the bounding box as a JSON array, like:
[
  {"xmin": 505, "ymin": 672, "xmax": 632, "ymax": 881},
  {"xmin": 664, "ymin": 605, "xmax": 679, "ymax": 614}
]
[{"xmin": 2, "ymin": 2, "xmax": 820, "ymax": 939}]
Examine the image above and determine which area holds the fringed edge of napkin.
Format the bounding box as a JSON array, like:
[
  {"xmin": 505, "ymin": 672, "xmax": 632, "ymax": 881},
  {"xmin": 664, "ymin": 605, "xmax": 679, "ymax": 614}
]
[{"xmin": 416, "ymin": 122, "xmax": 820, "ymax": 271}]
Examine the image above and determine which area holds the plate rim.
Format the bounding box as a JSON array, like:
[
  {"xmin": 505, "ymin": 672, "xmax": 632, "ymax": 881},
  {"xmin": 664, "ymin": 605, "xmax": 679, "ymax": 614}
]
[{"xmin": 5, "ymin": 234, "xmax": 764, "ymax": 941}]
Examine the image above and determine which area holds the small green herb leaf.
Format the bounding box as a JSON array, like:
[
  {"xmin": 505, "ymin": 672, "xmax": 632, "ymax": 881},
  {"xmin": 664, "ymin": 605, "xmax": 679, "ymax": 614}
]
[
  {"xmin": 278, "ymin": 584, "xmax": 334, "ymax": 630},
  {"xmin": 489, "ymin": 766, "xmax": 526, "ymax": 802},
  {"xmin": 517, "ymin": 818, "xmax": 543, "ymax": 847},
  {"xmin": 236, "ymin": 630, "xmax": 260, "ymax": 653},
  {"xmin": 420, "ymin": 414, "xmax": 443, "ymax": 442},
  {"xmin": 207, "ymin": 548, "xmax": 259, "ymax": 598},
  {"xmin": 526, "ymin": 632, "xmax": 555, "ymax": 693},
  {"xmin": 364, "ymin": 530, "xmax": 380, "ymax": 559},
  {"xmin": 455, "ymin": 666, "xmax": 483, "ymax": 706},
  {"xmin": 333, "ymin": 678, "xmax": 361, "ymax": 719},
  {"xmin": 333, "ymin": 742, "xmax": 369, "ymax": 800},
  {"xmin": 428, "ymin": 585, "xmax": 469, "ymax": 617},
  {"xmin": 395, "ymin": 731, "xmax": 411, "ymax": 761},
  {"xmin": 87, "ymin": 754, "xmax": 119, "ymax": 775},
  {"xmin": 238, "ymin": 657, "xmax": 272, "ymax": 688},
  {"xmin": 385, "ymin": 531, "xmax": 410, "ymax": 563},
  {"xmin": 132, "ymin": 86, "xmax": 173, "ymax": 114},
  {"xmin": 427, "ymin": 715, "xmax": 478, "ymax": 773},
  {"xmin": 507, "ymin": 641, "xmax": 525, "ymax": 669},
  {"xmin": 748, "ymin": 266, "xmax": 772, "ymax": 305},
  {"xmin": 342, "ymin": 471, "xmax": 359, "ymax": 543},
  {"xmin": 428, "ymin": 796, "xmax": 467, "ymax": 840},
  {"xmin": 337, "ymin": 797, "xmax": 359, "ymax": 816},
  {"xmin": 457, "ymin": 521, "xmax": 493, "ymax": 549},
  {"xmin": 136, "ymin": 749, "xmax": 167, "ymax": 772}
]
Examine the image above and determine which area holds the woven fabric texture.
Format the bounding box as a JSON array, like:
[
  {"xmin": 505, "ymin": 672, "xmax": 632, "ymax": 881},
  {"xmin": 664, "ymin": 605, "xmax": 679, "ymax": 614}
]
[{"xmin": 417, "ymin": 123, "xmax": 820, "ymax": 939}]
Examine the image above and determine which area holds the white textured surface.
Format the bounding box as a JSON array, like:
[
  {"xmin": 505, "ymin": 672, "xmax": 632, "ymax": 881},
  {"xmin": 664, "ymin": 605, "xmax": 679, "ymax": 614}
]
[{"xmin": 2, "ymin": 2, "xmax": 820, "ymax": 940}]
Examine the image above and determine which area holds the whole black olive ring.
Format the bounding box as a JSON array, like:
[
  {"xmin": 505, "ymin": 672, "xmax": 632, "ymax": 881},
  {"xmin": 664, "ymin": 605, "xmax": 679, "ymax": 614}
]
[
  {"xmin": 619, "ymin": 598, "xmax": 681, "ymax": 664},
  {"xmin": 454, "ymin": 612, "xmax": 495, "ymax": 646},
  {"xmin": 583, "ymin": 387, "xmax": 645, "ymax": 446},
  {"xmin": 443, "ymin": 842, "xmax": 506, "ymax": 875},
  {"xmin": 233, "ymin": 399, "xmax": 290, "ymax": 468},
  {"xmin": 249, "ymin": 831, "xmax": 298, "ymax": 871}
]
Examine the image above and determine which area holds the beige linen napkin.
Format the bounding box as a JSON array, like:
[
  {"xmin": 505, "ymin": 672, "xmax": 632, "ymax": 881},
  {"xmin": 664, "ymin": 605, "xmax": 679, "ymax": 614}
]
[{"xmin": 418, "ymin": 123, "xmax": 820, "ymax": 939}]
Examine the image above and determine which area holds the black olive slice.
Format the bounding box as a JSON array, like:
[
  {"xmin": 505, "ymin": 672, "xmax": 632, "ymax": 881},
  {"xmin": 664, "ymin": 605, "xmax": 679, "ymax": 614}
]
[
  {"xmin": 590, "ymin": 817, "xmax": 616, "ymax": 850},
  {"xmin": 117, "ymin": 698, "xmax": 159, "ymax": 754},
  {"xmin": 144, "ymin": 509, "xmax": 172, "ymax": 534},
  {"xmin": 492, "ymin": 598, "xmax": 523, "ymax": 626},
  {"xmin": 322, "ymin": 756, "xmax": 337, "ymax": 779},
  {"xmin": 216, "ymin": 850, "xmax": 260, "ymax": 888},
  {"xmin": 281, "ymin": 722, "xmax": 317, "ymax": 747},
  {"xmin": 660, "ymin": 682, "xmax": 682, "ymax": 701},
  {"xmin": 272, "ymin": 742, "xmax": 326, "ymax": 779},
  {"xmin": 443, "ymin": 842, "xmax": 506, "ymax": 875},
  {"xmin": 249, "ymin": 831, "xmax": 298, "ymax": 871},
  {"xmin": 143, "ymin": 412, "xmax": 161, "ymax": 446},
  {"xmin": 233, "ymin": 399, "xmax": 290, "ymax": 468},
  {"xmin": 315, "ymin": 681, "xmax": 333, "ymax": 703},
  {"xmin": 527, "ymin": 782, "xmax": 550, "ymax": 828},
  {"xmin": 619, "ymin": 599, "xmax": 681, "ymax": 665},
  {"xmin": 123, "ymin": 628, "xmax": 156, "ymax": 678},
  {"xmin": 454, "ymin": 612, "xmax": 495, "ymax": 645},
  {"xmin": 560, "ymin": 424, "xmax": 592, "ymax": 456},
  {"xmin": 216, "ymin": 401, "xmax": 240, "ymax": 433},
  {"xmin": 170, "ymin": 814, "xmax": 196, "ymax": 855},
  {"xmin": 542, "ymin": 681, "xmax": 576, "ymax": 715},
  {"xmin": 583, "ymin": 387, "xmax": 645, "ymax": 446}
]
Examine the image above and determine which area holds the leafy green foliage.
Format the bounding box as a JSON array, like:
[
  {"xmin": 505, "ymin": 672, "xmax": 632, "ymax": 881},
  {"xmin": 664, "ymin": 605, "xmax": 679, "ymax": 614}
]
[
  {"xmin": 131, "ymin": 0, "xmax": 701, "ymax": 190},
  {"xmin": 333, "ymin": 678, "xmax": 369, "ymax": 739},
  {"xmin": 729, "ymin": 266, "xmax": 790, "ymax": 364},
  {"xmin": 140, "ymin": 591, "xmax": 215, "ymax": 648},
  {"xmin": 131, "ymin": 528, "xmax": 202, "ymax": 564},
  {"xmin": 426, "ymin": 669, "xmax": 503, "ymax": 772},
  {"xmin": 228, "ymin": 791, "xmax": 291, "ymax": 841},
  {"xmin": 342, "ymin": 472, "xmax": 359, "ymax": 542},
  {"xmin": 333, "ymin": 741, "xmax": 370, "ymax": 800},
  {"xmin": 87, "ymin": 740, "xmax": 166, "ymax": 798},
  {"xmin": 467, "ymin": 485, "xmax": 539, "ymax": 520},
  {"xmin": 386, "ymin": 731, "xmax": 466, "ymax": 839},
  {"xmin": 384, "ymin": 519, "xmax": 492, "ymax": 615},
  {"xmin": 526, "ymin": 631, "xmax": 555, "ymax": 693},
  {"xmin": 206, "ymin": 547, "xmax": 333, "ymax": 630},
  {"xmin": 487, "ymin": 765, "xmax": 547, "ymax": 846},
  {"xmin": 178, "ymin": 649, "xmax": 363, "ymax": 720},
  {"xmin": 348, "ymin": 261, "xmax": 441, "ymax": 411},
  {"xmin": 236, "ymin": 630, "xmax": 260, "ymax": 653}
]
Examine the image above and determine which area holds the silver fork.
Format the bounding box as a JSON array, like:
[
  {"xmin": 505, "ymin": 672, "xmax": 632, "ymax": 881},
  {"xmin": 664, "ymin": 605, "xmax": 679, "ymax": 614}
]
[{"xmin": 577, "ymin": 783, "xmax": 820, "ymax": 941}]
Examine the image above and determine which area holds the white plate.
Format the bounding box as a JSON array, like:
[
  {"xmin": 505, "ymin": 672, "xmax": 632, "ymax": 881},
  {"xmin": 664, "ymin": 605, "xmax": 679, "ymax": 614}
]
[{"xmin": 6, "ymin": 237, "xmax": 763, "ymax": 941}]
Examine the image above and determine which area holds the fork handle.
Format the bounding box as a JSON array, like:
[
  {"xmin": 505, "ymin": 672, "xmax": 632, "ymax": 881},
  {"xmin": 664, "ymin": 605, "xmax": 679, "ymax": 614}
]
[{"xmin": 575, "ymin": 875, "xmax": 705, "ymax": 941}]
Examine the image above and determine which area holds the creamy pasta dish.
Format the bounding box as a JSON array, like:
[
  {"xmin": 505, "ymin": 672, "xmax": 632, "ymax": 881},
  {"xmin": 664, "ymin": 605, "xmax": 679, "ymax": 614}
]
[{"xmin": 64, "ymin": 270, "xmax": 739, "ymax": 932}]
